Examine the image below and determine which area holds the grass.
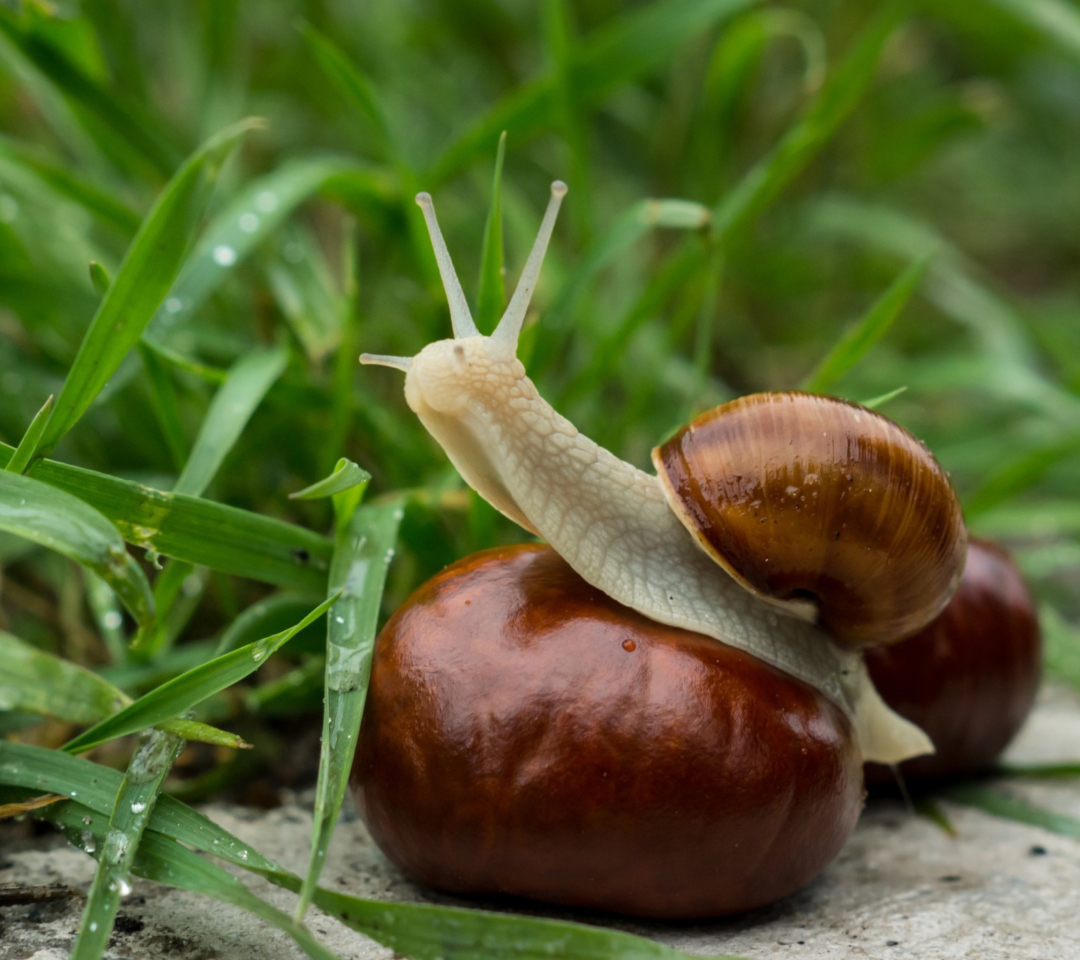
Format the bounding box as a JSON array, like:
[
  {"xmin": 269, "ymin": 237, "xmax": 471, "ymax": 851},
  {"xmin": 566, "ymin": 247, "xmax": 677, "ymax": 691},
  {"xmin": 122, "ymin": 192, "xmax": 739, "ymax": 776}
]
[{"xmin": 1, "ymin": 0, "xmax": 1079, "ymax": 958}]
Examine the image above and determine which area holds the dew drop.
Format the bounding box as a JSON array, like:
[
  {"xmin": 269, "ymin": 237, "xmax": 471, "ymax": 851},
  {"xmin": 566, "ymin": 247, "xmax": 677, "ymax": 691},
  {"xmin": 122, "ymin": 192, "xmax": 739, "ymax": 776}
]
[
  {"xmin": 256, "ymin": 190, "xmax": 279, "ymax": 213},
  {"xmin": 130, "ymin": 801, "xmax": 146, "ymax": 814},
  {"xmin": 164, "ymin": 296, "xmax": 184, "ymax": 314},
  {"xmin": 102, "ymin": 611, "xmax": 123, "ymax": 630},
  {"xmin": 212, "ymin": 244, "xmax": 238, "ymax": 267},
  {"xmin": 621, "ymin": 638, "xmax": 637, "ymax": 652},
  {"xmin": 118, "ymin": 878, "xmax": 132, "ymax": 896},
  {"xmin": 239, "ymin": 212, "xmax": 260, "ymax": 233},
  {"xmin": 89, "ymin": 922, "xmax": 98, "ymax": 932}
]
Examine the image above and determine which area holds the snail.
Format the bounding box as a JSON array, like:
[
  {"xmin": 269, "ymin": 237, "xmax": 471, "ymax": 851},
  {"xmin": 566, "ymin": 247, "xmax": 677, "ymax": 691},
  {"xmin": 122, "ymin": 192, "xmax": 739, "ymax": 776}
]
[
  {"xmin": 865, "ymin": 536, "xmax": 1041, "ymax": 782},
  {"xmin": 351, "ymin": 543, "xmax": 864, "ymax": 918},
  {"xmin": 360, "ymin": 181, "xmax": 968, "ymax": 766}
]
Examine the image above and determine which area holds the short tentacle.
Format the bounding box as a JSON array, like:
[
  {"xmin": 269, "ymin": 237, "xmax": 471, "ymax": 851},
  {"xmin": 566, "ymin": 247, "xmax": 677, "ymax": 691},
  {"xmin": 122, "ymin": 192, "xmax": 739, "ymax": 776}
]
[
  {"xmin": 360, "ymin": 353, "xmax": 413, "ymax": 372},
  {"xmin": 491, "ymin": 181, "xmax": 568, "ymax": 353},
  {"xmin": 416, "ymin": 192, "xmax": 480, "ymax": 340}
]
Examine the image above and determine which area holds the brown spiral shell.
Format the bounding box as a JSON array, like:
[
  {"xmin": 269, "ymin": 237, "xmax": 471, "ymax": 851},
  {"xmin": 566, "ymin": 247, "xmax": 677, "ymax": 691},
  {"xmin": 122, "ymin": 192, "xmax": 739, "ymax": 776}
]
[{"xmin": 652, "ymin": 392, "xmax": 967, "ymax": 650}]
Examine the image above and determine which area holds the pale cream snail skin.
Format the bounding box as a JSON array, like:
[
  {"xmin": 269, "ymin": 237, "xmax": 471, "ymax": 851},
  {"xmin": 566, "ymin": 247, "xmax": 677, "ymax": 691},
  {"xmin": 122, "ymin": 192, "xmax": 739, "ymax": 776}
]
[{"xmin": 361, "ymin": 181, "xmax": 970, "ymax": 764}]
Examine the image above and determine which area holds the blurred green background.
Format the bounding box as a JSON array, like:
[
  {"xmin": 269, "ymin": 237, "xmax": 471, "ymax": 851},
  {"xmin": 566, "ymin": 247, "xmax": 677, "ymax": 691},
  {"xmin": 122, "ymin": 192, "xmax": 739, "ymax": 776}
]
[{"xmin": 2, "ymin": 0, "xmax": 1079, "ymax": 776}]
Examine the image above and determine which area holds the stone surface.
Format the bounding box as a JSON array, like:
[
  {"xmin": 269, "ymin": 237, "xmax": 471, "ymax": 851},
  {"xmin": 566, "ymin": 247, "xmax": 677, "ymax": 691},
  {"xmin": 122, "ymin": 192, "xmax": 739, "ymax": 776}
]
[{"xmin": 2, "ymin": 686, "xmax": 1079, "ymax": 960}]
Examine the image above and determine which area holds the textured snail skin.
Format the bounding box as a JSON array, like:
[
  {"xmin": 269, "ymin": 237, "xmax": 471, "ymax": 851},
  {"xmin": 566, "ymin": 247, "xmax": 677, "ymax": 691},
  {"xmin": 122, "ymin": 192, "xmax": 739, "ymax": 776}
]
[
  {"xmin": 654, "ymin": 392, "xmax": 967, "ymax": 651},
  {"xmin": 865, "ymin": 537, "xmax": 1041, "ymax": 782},
  {"xmin": 351, "ymin": 543, "xmax": 864, "ymax": 919}
]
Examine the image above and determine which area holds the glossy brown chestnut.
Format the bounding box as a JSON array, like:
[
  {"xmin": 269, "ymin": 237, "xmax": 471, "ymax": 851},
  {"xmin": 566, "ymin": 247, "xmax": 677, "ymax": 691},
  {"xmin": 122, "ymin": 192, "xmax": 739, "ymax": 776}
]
[
  {"xmin": 653, "ymin": 392, "xmax": 967, "ymax": 651},
  {"xmin": 865, "ymin": 537, "xmax": 1041, "ymax": 781},
  {"xmin": 351, "ymin": 543, "xmax": 864, "ymax": 919}
]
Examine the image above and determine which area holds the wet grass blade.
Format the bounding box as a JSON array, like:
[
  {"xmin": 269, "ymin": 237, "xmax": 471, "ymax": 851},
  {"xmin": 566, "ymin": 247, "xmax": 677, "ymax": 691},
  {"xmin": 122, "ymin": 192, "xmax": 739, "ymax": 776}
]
[
  {"xmin": 0, "ymin": 441, "xmax": 333, "ymax": 592},
  {"xmin": 431, "ymin": 0, "xmax": 758, "ymax": 183},
  {"xmin": 149, "ymin": 157, "xmax": 385, "ymax": 339},
  {"xmin": 289, "ymin": 459, "xmax": 371, "ymax": 502},
  {"xmin": 944, "ymin": 784, "xmax": 1080, "ymax": 840},
  {"xmin": 0, "ymin": 470, "xmax": 155, "ymax": 642},
  {"xmin": 0, "ymin": 631, "xmax": 251, "ymax": 749},
  {"xmin": 1, "ymin": 743, "xmax": 739, "ymax": 960},
  {"xmin": 37, "ymin": 118, "xmax": 262, "ymax": 458},
  {"xmin": 801, "ymin": 258, "xmax": 927, "ymax": 393},
  {"xmin": 44, "ymin": 800, "xmax": 342, "ymax": 960},
  {"xmin": 296, "ymin": 501, "xmax": 403, "ymax": 919},
  {"xmin": 4, "ymin": 392, "xmax": 53, "ymax": 475},
  {"xmin": 476, "ymin": 131, "xmax": 507, "ymax": 334},
  {"xmin": 70, "ymin": 729, "xmax": 183, "ymax": 960},
  {"xmin": 175, "ymin": 345, "xmax": 288, "ymax": 497},
  {"xmin": 298, "ymin": 880, "xmax": 739, "ymax": 960},
  {"xmin": 62, "ymin": 594, "xmax": 339, "ymax": 754}
]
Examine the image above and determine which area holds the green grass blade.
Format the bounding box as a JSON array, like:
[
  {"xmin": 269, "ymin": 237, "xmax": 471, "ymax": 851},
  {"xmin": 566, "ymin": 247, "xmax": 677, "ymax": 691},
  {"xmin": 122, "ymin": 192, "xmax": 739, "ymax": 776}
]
[
  {"xmin": 296, "ymin": 501, "xmax": 402, "ymax": 919},
  {"xmin": 45, "ymin": 801, "xmax": 342, "ymax": 960},
  {"xmin": 431, "ymin": 0, "xmax": 758, "ymax": 183},
  {"xmin": 0, "ymin": 10, "xmax": 181, "ymax": 177},
  {"xmin": 944, "ymin": 784, "xmax": 1080, "ymax": 840},
  {"xmin": 0, "ymin": 741, "xmax": 278, "ymax": 872},
  {"xmin": 0, "ymin": 630, "xmax": 125, "ymax": 723},
  {"xmin": 265, "ymin": 232, "xmax": 344, "ymax": 363},
  {"xmin": 476, "ymin": 131, "xmax": 507, "ymax": 334},
  {"xmin": 972, "ymin": 501, "xmax": 1080, "ymax": 540},
  {"xmin": 70, "ymin": 729, "xmax": 183, "ymax": 960},
  {"xmin": 88, "ymin": 260, "xmax": 111, "ymax": 296},
  {"xmin": 136, "ymin": 341, "xmax": 188, "ymax": 470},
  {"xmin": 4, "ymin": 392, "xmax": 53, "ymax": 474},
  {"xmin": 712, "ymin": 3, "xmax": 905, "ymax": 242},
  {"xmin": 0, "ymin": 470, "xmax": 155, "ymax": 641},
  {"xmin": 86, "ymin": 572, "xmax": 127, "ymax": 661},
  {"xmin": 0, "ymin": 630, "xmax": 253, "ymax": 749},
  {"xmin": 996, "ymin": 762, "xmax": 1080, "ymax": 779},
  {"xmin": 801, "ymin": 258, "xmax": 927, "ymax": 393},
  {"xmin": 37, "ymin": 118, "xmax": 262, "ymax": 458},
  {"xmin": 149, "ymin": 157, "xmax": 388, "ymax": 339},
  {"xmin": 859, "ymin": 386, "xmax": 908, "ymax": 409},
  {"xmin": 0, "ymin": 133, "xmax": 142, "ymax": 234},
  {"xmin": 982, "ymin": 0, "xmax": 1080, "ymax": 63},
  {"xmin": 0, "ymin": 441, "xmax": 333, "ymax": 592},
  {"xmin": 213, "ymin": 593, "xmax": 323, "ymax": 657},
  {"xmin": 62, "ymin": 594, "xmax": 339, "ymax": 754},
  {"xmin": 175, "ymin": 345, "xmax": 288, "ymax": 497},
  {"xmin": 962, "ymin": 434, "xmax": 1080, "ymax": 518},
  {"xmin": 1, "ymin": 743, "xmax": 735, "ymax": 960},
  {"xmin": 289, "ymin": 458, "xmax": 371, "ymax": 502},
  {"xmin": 299, "ymin": 881, "xmax": 734, "ymax": 960}
]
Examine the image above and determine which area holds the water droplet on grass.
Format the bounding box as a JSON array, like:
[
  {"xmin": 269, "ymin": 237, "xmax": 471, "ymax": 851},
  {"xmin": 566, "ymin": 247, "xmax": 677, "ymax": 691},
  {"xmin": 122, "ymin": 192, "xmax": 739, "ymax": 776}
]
[
  {"xmin": 239, "ymin": 212, "xmax": 260, "ymax": 233},
  {"xmin": 256, "ymin": 191, "xmax": 279, "ymax": 213},
  {"xmin": 213, "ymin": 245, "xmax": 237, "ymax": 267}
]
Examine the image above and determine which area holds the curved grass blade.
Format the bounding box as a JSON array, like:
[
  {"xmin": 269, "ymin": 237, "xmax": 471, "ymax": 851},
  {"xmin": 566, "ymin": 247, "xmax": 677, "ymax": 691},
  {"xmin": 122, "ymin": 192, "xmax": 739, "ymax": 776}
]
[
  {"xmin": 2, "ymin": 743, "xmax": 738, "ymax": 960},
  {"xmin": 70, "ymin": 729, "xmax": 183, "ymax": 960},
  {"xmin": 711, "ymin": 3, "xmax": 906, "ymax": 243},
  {"xmin": 476, "ymin": 131, "xmax": 507, "ymax": 334},
  {"xmin": 801, "ymin": 258, "xmax": 928, "ymax": 393},
  {"xmin": 43, "ymin": 801, "xmax": 342, "ymax": 960},
  {"xmin": 37, "ymin": 118, "xmax": 263, "ymax": 459},
  {"xmin": 4, "ymin": 393, "xmax": 53, "ymax": 475},
  {"xmin": 0, "ymin": 470, "xmax": 155, "ymax": 642},
  {"xmin": 298, "ymin": 881, "xmax": 741, "ymax": 960},
  {"xmin": 430, "ymin": 0, "xmax": 759, "ymax": 184},
  {"xmin": 0, "ymin": 631, "xmax": 251, "ymax": 749},
  {"xmin": 296, "ymin": 501, "xmax": 402, "ymax": 919},
  {"xmin": 62, "ymin": 593, "xmax": 339, "ymax": 754},
  {"xmin": 963, "ymin": 433, "xmax": 1080, "ymax": 519},
  {"xmin": 148, "ymin": 157, "xmax": 384, "ymax": 340},
  {"xmin": 860, "ymin": 386, "xmax": 908, "ymax": 409},
  {"xmin": 175, "ymin": 345, "xmax": 288, "ymax": 497},
  {"xmin": 944, "ymin": 784, "xmax": 1080, "ymax": 840},
  {"xmin": 289, "ymin": 458, "xmax": 371, "ymax": 502},
  {"xmin": 213, "ymin": 593, "xmax": 323, "ymax": 657},
  {"xmin": 0, "ymin": 441, "xmax": 333, "ymax": 592},
  {"xmin": 0, "ymin": 741, "xmax": 277, "ymax": 873},
  {"xmin": 137, "ymin": 341, "xmax": 188, "ymax": 470}
]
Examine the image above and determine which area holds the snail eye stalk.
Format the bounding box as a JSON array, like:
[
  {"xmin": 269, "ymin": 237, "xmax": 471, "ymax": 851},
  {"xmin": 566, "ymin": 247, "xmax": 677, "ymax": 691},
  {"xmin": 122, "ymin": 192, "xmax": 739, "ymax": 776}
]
[
  {"xmin": 359, "ymin": 353, "xmax": 413, "ymax": 372},
  {"xmin": 415, "ymin": 192, "xmax": 479, "ymax": 340}
]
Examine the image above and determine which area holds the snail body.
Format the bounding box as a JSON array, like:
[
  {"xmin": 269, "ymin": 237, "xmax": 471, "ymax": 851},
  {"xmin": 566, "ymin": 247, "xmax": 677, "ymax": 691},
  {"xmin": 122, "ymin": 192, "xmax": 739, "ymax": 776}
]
[
  {"xmin": 352, "ymin": 544, "xmax": 864, "ymax": 918},
  {"xmin": 363, "ymin": 182, "xmax": 966, "ymax": 764}
]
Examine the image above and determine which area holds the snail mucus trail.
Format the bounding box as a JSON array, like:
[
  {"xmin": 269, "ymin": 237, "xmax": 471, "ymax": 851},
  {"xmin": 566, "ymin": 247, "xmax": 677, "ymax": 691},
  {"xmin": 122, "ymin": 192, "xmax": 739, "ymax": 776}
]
[{"xmin": 362, "ymin": 181, "xmax": 943, "ymax": 765}]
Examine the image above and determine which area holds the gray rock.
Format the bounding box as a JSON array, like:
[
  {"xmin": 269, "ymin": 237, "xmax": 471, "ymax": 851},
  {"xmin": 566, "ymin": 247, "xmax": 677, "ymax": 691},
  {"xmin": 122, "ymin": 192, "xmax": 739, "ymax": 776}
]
[{"xmin": 2, "ymin": 687, "xmax": 1079, "ymax": 960}]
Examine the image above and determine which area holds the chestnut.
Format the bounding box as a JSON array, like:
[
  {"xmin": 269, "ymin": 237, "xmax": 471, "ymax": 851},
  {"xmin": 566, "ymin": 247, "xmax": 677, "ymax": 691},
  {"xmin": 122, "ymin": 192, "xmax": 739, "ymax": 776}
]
[
  {"xmin": 351, "ymin": 543, "xmax": 864, "ymax": 919},
  {"xmin": 865, "ymin": 537, "xmax": 1041, "ymax": 781}
]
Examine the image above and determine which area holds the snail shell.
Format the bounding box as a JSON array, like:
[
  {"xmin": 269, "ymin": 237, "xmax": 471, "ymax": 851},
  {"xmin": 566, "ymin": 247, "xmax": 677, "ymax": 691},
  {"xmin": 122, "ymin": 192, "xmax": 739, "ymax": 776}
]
[{"xmin": 653, "ymin": 392, "xmax": 968, "ymax": 650}]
